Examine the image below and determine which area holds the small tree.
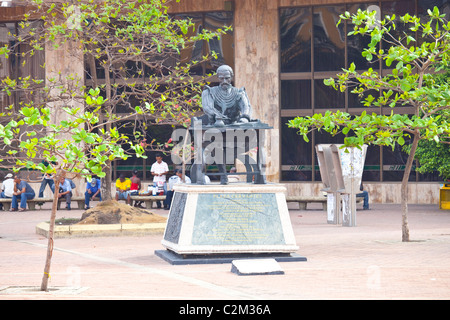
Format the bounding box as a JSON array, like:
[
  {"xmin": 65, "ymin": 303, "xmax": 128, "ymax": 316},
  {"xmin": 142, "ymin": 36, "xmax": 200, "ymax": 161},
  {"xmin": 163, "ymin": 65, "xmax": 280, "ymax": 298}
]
[
  {"xmin": 405, "ymin": 66, "xmax": 450, "ymax": 181},
  {"xmin": 288, "ymin": 7, "xmax": 450, "ymax": 242},
  {"xmin": 0, "ymin": 88, "xmax": 145, "ymax": 291},
  {"xmin": 0, "ymin": 0, "xmax": 229, "ymax": 291},
  {"xmin": 3, "ymin": 0, "xmax": 229, "ymax": 198}
]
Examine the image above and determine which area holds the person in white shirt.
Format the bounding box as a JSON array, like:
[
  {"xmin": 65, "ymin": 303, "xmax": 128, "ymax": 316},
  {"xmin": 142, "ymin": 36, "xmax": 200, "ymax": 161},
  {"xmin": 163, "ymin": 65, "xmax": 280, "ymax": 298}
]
[
  {"xmin": 0, "ymin": 173, "xmax": 15, "ymax": 210},
  {"xmin": 164, "ymin": 169, "xmax": 191, "ymax": 210},
  {"xmin": 150, "ymin": 153, "xmax": 169, "ymax": 208}
]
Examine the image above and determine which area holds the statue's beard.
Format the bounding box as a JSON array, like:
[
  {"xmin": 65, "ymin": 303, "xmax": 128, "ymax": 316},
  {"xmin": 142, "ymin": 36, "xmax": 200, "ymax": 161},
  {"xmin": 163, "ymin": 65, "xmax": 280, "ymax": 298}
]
[{"xmin": 220, "ymin": 82, "xmax": 231, "ymax": 90}]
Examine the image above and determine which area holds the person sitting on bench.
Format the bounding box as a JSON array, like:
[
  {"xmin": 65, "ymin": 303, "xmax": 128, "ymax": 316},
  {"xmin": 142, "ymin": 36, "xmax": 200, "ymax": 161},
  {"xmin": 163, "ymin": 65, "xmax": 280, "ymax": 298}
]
[{"xmin": 11, "ymin": 175, "xmax": 35, "ymax": 212}]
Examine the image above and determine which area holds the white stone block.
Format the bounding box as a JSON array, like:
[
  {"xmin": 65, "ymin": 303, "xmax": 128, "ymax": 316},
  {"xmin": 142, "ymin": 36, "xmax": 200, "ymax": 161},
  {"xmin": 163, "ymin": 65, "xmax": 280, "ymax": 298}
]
[{"xmin": 231, "ymin": 258, "xmax": 284, "ymax": 276}]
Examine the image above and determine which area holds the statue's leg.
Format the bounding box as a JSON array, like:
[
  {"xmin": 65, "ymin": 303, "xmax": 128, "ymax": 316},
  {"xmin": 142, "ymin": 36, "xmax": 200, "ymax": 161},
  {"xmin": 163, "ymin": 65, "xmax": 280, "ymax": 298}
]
[
  {"xmin": 218, "ymin": 164, "xmax": 228, "ymax": 185},
  {"xmin": 190, "ymin": 147, "xmax": 207, "ymax": 184},
  {"xmin": 243, "ymin": 155, "xmax": 254, "ymax": 182},
  {"xmin": 254, "ymin": 129, "xmax": 266, "ymax": 184}
]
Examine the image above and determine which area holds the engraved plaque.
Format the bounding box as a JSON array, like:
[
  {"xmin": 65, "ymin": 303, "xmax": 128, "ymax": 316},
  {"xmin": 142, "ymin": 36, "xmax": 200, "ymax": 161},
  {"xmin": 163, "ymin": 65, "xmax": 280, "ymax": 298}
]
[{"xmin": 192, "ymin": 193, "xmax": 285, "ymax": 245}]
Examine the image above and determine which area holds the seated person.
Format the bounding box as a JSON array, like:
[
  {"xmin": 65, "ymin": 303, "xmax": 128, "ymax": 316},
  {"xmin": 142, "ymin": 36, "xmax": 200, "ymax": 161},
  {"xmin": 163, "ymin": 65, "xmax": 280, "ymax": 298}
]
[
  {"xmin": 0, "ymin": 173, "xmax": 14, "ymax": 210},
  {"xmin": 11, "ymin": 175, "xmax": 35, "ymax": 212},
  {"xmin": 85, "ymin": 177, "xmax": 101, "ymax": 209},
  {"xmin": 115, "ymin": 174, "xmax": 131, "ymax": 205},
  {"xmin": 58, "ymin": 177, "xmax": 73, "ymax": 210},
  {"xmin": 39, "ymin": 173, "xmax": 54, "ymax": 198},
  {"xmin": 164, "ymin": 169, "xmax": 191, "ymax": 210},
  {"xmin": 356, "ymin": 183, "xmax": 369, "ymax": 210},
  {"xmin": 130, "ymin": 170, "xmax": 143, "ymax": 207}
]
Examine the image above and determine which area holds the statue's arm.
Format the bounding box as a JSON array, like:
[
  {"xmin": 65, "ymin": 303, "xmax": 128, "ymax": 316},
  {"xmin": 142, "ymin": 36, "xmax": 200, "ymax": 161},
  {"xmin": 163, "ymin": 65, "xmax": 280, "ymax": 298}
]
[
  {"xmin": 202, "ymin": 87, "xmax": 227, "ymax": 119},
  {"xmin": 201, "ymin": 87, "xmax": 215, "ymax": 117}
]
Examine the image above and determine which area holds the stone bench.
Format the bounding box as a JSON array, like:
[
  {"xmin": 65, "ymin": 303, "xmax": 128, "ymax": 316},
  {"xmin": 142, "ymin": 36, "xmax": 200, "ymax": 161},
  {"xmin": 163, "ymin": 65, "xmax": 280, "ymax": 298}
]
[
  {"xmin": 130, "ymin": 195, "xmax": 166, "ymax": 209},
  {"xmin": 286, "ymin": 195, "xmax": 363, "ymax": 210},
  {"xmin": 0, "ymin": 196, "xmax": 96, "ymax": 211},
  {"xmin": 0, "ymin": 195, "xmax": 167, "ymax": 211}
]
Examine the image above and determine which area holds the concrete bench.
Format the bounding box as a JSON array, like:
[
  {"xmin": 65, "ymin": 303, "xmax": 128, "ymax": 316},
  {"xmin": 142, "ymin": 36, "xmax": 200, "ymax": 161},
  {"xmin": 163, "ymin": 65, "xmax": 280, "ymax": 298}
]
[
  {"xmin": 130, "ymin": 195, "xmax": 166, "ymax": 209},
  {"xmin": 0, "ymin": 195, "xmax": 167, "ymax": 211},
  {"xmin": 0, "ymin": 198, "xmax": 52, "ymax": 211},
  {"xmin": 0, "ymin": 196, "xmax": 95, "ymax": 211},
  {"xmin": 286, "ymin": 195, "xmax": 363, "ymax": 210}
]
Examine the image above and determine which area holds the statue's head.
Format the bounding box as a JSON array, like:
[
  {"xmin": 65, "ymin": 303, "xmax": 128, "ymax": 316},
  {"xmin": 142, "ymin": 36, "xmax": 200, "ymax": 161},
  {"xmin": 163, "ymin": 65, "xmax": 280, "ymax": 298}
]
[{"xmin": 217, "ymin": 65, "xmax": 233, "ymax": 90}]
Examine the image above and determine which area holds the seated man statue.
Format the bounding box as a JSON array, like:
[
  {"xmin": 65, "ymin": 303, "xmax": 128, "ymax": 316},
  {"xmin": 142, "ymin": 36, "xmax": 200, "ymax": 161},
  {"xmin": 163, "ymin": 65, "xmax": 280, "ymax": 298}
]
[{"xmin": 197, "ymin": 65, "xmax": 252, "ymax": 126}]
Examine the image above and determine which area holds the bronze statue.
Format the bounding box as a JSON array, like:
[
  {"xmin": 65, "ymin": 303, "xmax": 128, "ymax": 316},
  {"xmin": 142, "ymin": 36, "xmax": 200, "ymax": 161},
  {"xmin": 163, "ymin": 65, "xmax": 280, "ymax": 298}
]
[
  {"xmin": 189, "ymin": 65, "xmax": 270, "ymax": 185},
  {"xmin": 197, "ymin": 65, "xmax": 252, "ymax": 126}
]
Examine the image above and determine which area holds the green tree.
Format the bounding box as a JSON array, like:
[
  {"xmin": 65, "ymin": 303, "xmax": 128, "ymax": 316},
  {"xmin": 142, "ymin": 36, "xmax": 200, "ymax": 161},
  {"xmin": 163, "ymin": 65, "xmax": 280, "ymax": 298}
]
[
  {"xmin": 405, "ymin": 66, "xmax": 450, "ymax": 180},
  {"xmin": 2, "ymin": 0, "xmax": 229, "ymax": 199},
  {"xmin": 288, "ymin": 7, "xmax": 450, "ymax": 242},
  {"xmin": 0, "ymin": 0, "xmax": 228, "ymax": 291}
]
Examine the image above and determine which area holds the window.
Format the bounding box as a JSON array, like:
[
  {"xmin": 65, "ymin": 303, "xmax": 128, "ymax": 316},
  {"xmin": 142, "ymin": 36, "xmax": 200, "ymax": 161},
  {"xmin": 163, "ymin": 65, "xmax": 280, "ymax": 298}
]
[
  {"xmin": 107, "ymin": 11, "xmax": 234, "ymax": 180},
  {"xmin": 0, "ymin": 20, "xmax": 45, "ymax": 169},
  {"xmin": 0, "ymin": 21, "xmax": 45, "ymax": 116},
  {"xmin": 280, "ymin": 0, "xmax": 449, "ymax": 182}
]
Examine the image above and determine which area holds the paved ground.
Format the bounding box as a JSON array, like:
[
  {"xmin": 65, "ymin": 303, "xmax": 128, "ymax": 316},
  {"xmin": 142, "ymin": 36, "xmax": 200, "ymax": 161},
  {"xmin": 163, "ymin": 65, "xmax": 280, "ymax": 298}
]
[{"xmin": 1, "ymin": 201, "xmax": 450, "ymax": 301}]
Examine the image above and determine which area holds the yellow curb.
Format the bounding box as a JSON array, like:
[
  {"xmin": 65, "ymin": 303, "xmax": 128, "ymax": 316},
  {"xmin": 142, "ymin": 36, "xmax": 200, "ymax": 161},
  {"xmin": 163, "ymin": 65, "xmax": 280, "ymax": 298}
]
[{"xmin": 36, "ymin": 222, "xmax": 166, "ymax": 238}]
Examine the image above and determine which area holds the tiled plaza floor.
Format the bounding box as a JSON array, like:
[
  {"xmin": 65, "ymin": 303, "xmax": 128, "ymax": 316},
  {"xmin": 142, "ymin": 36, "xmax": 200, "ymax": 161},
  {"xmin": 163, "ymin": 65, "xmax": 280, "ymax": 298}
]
[{"xmin": 1, "ymin": 201, "xmax": 449, "ymax": 301}]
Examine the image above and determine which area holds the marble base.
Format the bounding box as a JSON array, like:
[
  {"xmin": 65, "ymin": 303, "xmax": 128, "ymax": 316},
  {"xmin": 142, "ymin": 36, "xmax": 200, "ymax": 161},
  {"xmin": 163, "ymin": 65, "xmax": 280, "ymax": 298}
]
[
  {"xmin": 154, "ymin": 250, "xmax": 306, "ymax": 265},
  {"xmin": 160, "ymin": 183, "xmax": 299, "ymax": 255}
]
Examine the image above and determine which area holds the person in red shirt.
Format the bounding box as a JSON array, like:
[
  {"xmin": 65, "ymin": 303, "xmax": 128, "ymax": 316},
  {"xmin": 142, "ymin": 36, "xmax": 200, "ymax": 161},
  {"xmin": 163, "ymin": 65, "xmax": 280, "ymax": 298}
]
[{"xmin": 130, "ymin": 170, "xmax": 142, "ymax": 207}]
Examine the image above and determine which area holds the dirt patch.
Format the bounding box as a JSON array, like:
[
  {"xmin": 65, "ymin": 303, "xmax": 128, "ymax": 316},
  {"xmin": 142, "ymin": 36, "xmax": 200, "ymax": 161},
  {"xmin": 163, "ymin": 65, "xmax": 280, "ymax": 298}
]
[{"xmin": 77, "ymin": 200, "xmax": 167, "ymax": 225}]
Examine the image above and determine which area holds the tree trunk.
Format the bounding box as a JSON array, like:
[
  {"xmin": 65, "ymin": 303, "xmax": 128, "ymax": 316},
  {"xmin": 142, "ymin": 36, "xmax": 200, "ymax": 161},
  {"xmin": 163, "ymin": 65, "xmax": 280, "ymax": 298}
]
[
  {"xmin": 101, "ymin": 64, "xmax": 113, "ymax": 200},
  {"xmin": 400, "ymin": 131, "xmax": 420, "ymax": 242},
  {"xmin": 102, "ymin": 161, "xmax": 113, "ymax": 200},
  {"xmin": 40, "ymin": 175, "xmax": 61, "ymax": 291}
]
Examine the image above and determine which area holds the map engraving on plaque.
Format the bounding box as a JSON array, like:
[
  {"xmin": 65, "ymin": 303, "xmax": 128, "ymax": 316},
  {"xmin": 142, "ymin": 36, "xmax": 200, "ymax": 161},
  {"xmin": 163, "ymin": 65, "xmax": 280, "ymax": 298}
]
[{"xmin": 192, "ymin": 193, "xmax": 285, "ymax": 245}]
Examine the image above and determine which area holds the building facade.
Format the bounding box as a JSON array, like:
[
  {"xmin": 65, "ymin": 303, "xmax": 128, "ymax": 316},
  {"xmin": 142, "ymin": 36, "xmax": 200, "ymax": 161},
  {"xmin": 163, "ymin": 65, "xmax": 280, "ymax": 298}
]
[{"xmin": 0, "ymin": 0, "xmax": 448, "ymax": 203}]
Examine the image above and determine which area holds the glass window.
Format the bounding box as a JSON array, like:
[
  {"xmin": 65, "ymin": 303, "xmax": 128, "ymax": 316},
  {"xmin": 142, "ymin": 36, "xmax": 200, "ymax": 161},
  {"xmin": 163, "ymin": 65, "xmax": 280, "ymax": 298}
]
[
  {"xmin": 0, "ymin": 21, "xmax": 45, "ymax": 115},
  {"xmin": 418, "ymin": 0, "xmax": 450, "ymax": 20},
  {"xmin": 281, "ymin": 80, "xmax": 311, "ymax": 109},
  {"xmin": 280, "ymin": 7, "xmax": 312, "ymax": 73},
  {"xmin": 176, "ymin": 12, "xmax": 234, "ymax": 76},
  {"xmin": 280, "ymin": 1, "xmax": 445, "ymax": 182},
  {"xmin": 281, "ymin": 117, "xmax": 312, "ymax": 181},
  {"xmin": 381, "ymin": 1, "xmax": 416, "ymax": 69},
  {"xmin": 204, "ymin": 12, "xmax": 234, "ymax": 73},
  {"xmin": 382, "ymin": 144, "xmax": 416, "ymax": 181},
  {"xmin": 347, "ymin": 2, "xmax": 380, "ymax": 71},
  {"xmin": 0, "ymin": 23, "xmax": 16, "ymax": 115},
  {"xmin": 362, "ymin": 145, "xmax": 381, "ymax": 181},
  {"xmin": 314, "ymin": 79, "xmax": 345, "ymax": 109},
  {"xmin": 107, "ymin": 11, "xmax": 234, "ymax": 179},
  {"xmin": 348, "ymin": 88, "xmax": 380, "ymax": 108},
  {"xmin": 313, "ymin": 5, "xmax": 346, "ymax": 72}
]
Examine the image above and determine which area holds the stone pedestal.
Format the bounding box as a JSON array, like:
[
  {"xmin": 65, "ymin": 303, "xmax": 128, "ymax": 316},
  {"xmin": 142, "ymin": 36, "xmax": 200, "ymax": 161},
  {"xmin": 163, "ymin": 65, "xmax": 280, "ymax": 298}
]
[{"xmin": 156, "ymin": 183, "xmax": 303, "ymax": 264}]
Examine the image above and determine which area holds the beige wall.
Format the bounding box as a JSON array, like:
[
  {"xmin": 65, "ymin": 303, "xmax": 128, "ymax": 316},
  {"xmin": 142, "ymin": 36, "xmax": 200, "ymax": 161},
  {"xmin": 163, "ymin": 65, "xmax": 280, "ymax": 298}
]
[
  {"xmin": 33, "ymin": 180, "xmax": 440, "ymax": 205},
  {"xmin": 233, "ymin": 0, "xmax": 281, "ymax": 182},
  {"xmin": 45, "ymin": 37, "xmax": 85, "ymax": 187},
  {"xmin": 285, "ymin": 182, "xmax": 441, "ymax": 204},
  {"xmin": 0, "ymin": 1, "xmax": 441, "ymax": 205},
  {"xmin": 167, "ymin": 0, "xmax": 443, "ymax": 205}
]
